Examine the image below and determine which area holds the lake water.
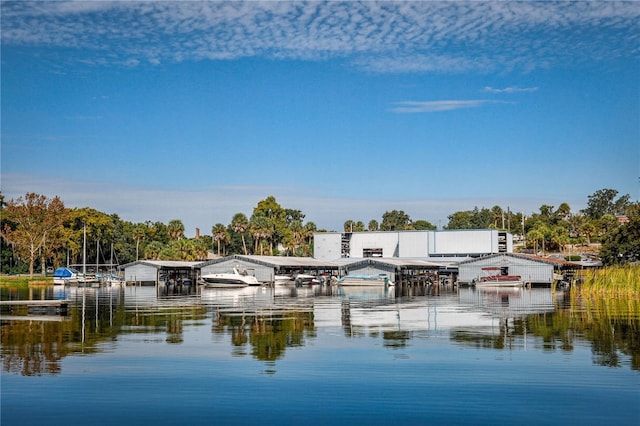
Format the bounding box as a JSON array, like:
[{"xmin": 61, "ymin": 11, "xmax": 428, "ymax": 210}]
[{"xmin": 1, "ymin": 284, "xmax": 638, "ymax": 425}]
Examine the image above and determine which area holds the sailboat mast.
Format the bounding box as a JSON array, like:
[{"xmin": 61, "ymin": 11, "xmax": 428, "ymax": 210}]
[{"xmin": 82, "ymin": 224, "xmax": 87, "ymax": 276}]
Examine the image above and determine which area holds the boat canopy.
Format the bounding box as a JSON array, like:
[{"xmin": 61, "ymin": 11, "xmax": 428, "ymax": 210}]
[{"xmin": 53, "ymin": 267, "xmax": 78, "ymax": 278}]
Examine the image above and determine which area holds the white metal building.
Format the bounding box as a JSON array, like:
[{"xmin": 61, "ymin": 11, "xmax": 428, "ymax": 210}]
[
  {"xmin": 122, "ymin": 260, "xmax": 200, "ymax": 285},
  {"xmin": 313, "ymin": 230, "xmax": 513, "ymax": 261},
  {"xmin": 457, "ymin": 253, "xmax": 576, "ymax": 285},
  {"xmin": 198, "ymin": 255, "xmax": 339, "ymax": 283}
]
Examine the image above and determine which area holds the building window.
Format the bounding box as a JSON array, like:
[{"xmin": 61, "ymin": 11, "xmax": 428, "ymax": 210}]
[{"xmin": 363, "ymin": 248, "xmax": 383, "ymax": 257}]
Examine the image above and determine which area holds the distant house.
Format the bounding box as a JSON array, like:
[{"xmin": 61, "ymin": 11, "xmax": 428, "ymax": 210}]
[{"xmin": 617, "ymin": 215, "xmax": 630, "ymax": 224}]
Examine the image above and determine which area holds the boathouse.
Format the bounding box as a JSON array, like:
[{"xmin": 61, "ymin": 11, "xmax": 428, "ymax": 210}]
[
  {"xmin": 457, "ymin": 253, "xmax": 578, "ymax": 286},
  {"xmin": 121, "ymin": 260, "xmax": 200, "ymax": 285},
  {"xmin": 197, "ymin": 255, "xmax": 340, "ymax": 284}
]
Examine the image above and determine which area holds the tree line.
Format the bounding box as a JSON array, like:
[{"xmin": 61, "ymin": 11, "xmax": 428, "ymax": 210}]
[{"xmin": 1, "ymin": 189, "xmax": 637, "ymax": 276}]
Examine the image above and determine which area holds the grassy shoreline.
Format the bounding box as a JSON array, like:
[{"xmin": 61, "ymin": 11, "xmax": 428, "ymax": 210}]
[
  {"xmin": 575, "ymin": 265, "xmax": 640, "ymax": 297},
  {"xmin": 0, "ymin": 275, "xmax": 53, "ymax": 287}
]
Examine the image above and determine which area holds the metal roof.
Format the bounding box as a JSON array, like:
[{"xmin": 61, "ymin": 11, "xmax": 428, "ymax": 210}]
[
  {"xmin": 120, "ymin": 260, "xmax": 201, "ymax": 269},
  {"xmin": 458, "ymin": 253, "xmax": 578, "ymax": 268},
  {"xmin": 197, "ymin": 255, "xmax": 340, "ymax": 269}
]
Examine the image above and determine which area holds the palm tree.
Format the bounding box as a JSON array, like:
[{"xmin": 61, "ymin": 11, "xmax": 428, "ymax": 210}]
[
  {"xmin": 132, "ymin": 226, "xmax": 146, "ymax": 261},
  {"xmin": 167, "ymin": 219, "xmax": 185, "ymax": 240},
  {"xmin": 231, "ymin": 213, "xmax": 249, "ymax": 255},
  {"xmin": 212, "ymin": 223, "xmax": 228, "ymax": 256},
  {"xmin": 144, "ymin": 241, "xmax": 163, "ymax": 260},
  {"xmin": 250, "ymin": 214, "xmax": 270, "ymax": 255}
]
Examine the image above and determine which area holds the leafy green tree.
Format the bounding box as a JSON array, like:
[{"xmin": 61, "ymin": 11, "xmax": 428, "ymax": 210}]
[
  {"xmin": 446, "ymin": 210, "xmax": 473, "ymax": 229},
  {"xmin": 381, "ymin": 210, "xmax": 412, "ymax": 231},
  {"xmin": 413, "ymin": 219, "xmax": 436, "ymax": 230},
  {"xmin": 583, "ymin": 188, "xmax": 630, "ymax": 219},
  {"xmin": 368, "ymin": 219, "xmax": 379, "ymax": 231},
  {"xmin": 600, "ymin": 202, "xmax": 640, "ymax": 265},
  {"xmin": 0, "ymin": 193, "xmax": 67, "ymax": 276},
  {"xmin": 253, "ymin": 196, "xmax": 286, "ymax": 254}
]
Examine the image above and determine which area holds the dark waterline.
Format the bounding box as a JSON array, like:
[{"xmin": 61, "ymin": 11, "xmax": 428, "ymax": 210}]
[{"xmin": 2, "ymin": 285, "xmax": 638, "ymax": 425}]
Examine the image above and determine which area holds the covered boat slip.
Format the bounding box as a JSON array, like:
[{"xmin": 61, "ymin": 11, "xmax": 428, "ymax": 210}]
[
  {"xmin": 457, "ymin": 253, "xmax": 579, "ymax": 287},
  {"xmin": 199, "ymin": 255, "xmax": 340, "ymax": 284},
  {"xmin": 340, "ymin": 258, "xmax": 454, "ymax": 288},
  {"xmin": 122, "ymin": 260, "xmax": 200, "ymax": 286},
  {"xmin": 121, "ymin": 255, "xmax": 458, "ymax": 288}
]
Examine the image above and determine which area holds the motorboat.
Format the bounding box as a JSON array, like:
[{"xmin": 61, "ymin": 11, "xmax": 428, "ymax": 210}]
[
  {"xmin": 294, "ymin": 274, "xmax": 315, "ymax": 287},
  {"xmin": 472, "ymin": 267, "xmax": 523, "ymax": 288},
  {"xmin": 201, "ymin": 267, "xmax": 260, "ymax": 288},
  {"xmin": 52, "ymin": 267, "xmax": 79, "ymax": 286},
  {"xmin": 337, "ymin": 273, "xmax": 394, "ymax": 287}
]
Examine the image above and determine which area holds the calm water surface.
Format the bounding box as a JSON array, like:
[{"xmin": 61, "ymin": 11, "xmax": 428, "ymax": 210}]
[{"xmin": 2, "ymin": 284, "xmax": 638, "ymax": 425}]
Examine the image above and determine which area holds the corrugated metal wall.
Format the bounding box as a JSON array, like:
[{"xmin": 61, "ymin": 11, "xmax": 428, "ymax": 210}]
[
  {"xmin": 458, "ymin": 255, "xmax": 554, "ymax": 284},
  {"xmin": 125, "ymin": 264, "xmax": 158, "ymax": 283},
  {"xmin": 313, "ymin": 233, "xmax": 342, "ymax": 261},
  {"xmin": 398, "ymin": 232, "xmax": 428, "ymax": 257},
  {"xmin": 345, "ymin": 263, "xmax": 395, "ymax": 278},
  {"xmin": 349, "ymin": 233, "xmax": 398, "ymax": 258},
  {"xmin": 313, "ymin": 230, "xmax": 514, "ymax": 260},
  {"xmin": 428, "ymin": 230, "xmax": 497, "ymax": 255}
]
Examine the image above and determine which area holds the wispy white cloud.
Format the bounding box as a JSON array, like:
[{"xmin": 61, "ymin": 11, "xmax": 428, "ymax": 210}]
[
  {"xmin": 1, "ymin": 1, "xmax": 638, "ymax": 73},
  {"xmin": 484, "ymin": 86, "xmax": 539, "ymax": 94},
  {"xmin": 390, "ymin": 100, "xmax": 505, "ymax": 113}
]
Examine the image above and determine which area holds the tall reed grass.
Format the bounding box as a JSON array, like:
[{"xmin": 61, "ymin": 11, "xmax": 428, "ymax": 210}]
[{"xmin": 574, "ymin": 265, "xmax": 640, "ymax": 298}]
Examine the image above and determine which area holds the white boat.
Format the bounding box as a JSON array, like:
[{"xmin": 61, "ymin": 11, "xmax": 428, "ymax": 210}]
[
  {"xmin": 294, "ymin": 274, "xmax": 315, "ymax": 286},
  {"xmin": 472, "ymin": 267, "xmax": 523, "ymax": 288},
  {"xmin": 337, "ymin": 273, "xmax": 393, "ymax": 287},
  {"xmin": 52, "ymin": 267, "xmax": 79, "ymax": 286},
  {"xmin": 201, "ymin": 267, "xmax": 260, "ymax": 288}
]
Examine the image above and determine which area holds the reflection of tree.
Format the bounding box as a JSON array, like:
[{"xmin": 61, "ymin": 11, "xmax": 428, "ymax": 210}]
[
  {"xmin": 452, "ymin": 296, "xmax": 639, "ymax": 371},
  {"xmin": 213, "ymin": 311, "xmax": 315, "ymax": 362},
  {"xmin": 2, "ymin": 291, "xmax": 207, "ymax": 375}
]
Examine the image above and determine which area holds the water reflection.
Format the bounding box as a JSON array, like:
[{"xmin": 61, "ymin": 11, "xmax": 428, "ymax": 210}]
[{"xmin": 2, "ymin": 283, "xmax": 638, "ymax": 376}]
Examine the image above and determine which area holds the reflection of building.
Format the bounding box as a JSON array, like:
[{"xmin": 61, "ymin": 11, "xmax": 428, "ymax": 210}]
[{"xmin": 314, "ymin": 229, "xmax": 513, "ymax": 261}]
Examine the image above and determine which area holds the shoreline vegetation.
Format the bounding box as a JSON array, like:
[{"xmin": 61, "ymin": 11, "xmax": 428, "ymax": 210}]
[{"xmin": 574, "ymin": 265, "xmax": 640, "ymax": 297}]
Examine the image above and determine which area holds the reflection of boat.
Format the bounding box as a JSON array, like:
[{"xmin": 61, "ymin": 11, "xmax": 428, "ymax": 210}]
[
  {"xmin": 201, "ymin": 267, "xmax": 260, "ymax": 288},
  {"xmin": 274, "ymin": 275, "xmax": 293, "ymax": 285},
  {"xmin": 52, "ymin": 267, "xmax": 79, "ymax": 286},
  {"xmin": 338, "ymin": 273, "xmax": 393, "ymax": 287},
  {"xmin": 104, "ymin": 274, "xmax": 125, "ymax": 287},
  {"xmin": 473, "ymin": 267, "xmax": 523, "ymax": 288},
  {"xmin": 77, "ymin": 274, "xmax": 101, "ymax": 287}
]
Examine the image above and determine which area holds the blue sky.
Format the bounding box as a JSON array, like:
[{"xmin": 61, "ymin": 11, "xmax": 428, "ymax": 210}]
[{"xmin": 2, "ymin": 1, "xmax": 638, "ymax": 236}]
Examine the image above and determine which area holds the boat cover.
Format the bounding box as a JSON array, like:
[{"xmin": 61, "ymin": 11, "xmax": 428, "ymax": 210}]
[{"xmin": 53, "ymin": 267, "xmax": 77, "ymax": 278}]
